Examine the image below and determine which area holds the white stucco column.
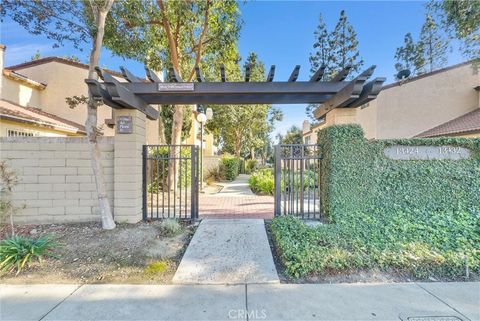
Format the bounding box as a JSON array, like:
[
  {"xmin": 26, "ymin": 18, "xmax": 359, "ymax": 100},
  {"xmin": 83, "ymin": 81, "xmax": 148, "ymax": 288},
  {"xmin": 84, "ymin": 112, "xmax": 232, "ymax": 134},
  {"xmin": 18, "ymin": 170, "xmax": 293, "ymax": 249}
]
[{"xmin": 113, "ymin": 108, "xmax": 146, "ymax": 223}]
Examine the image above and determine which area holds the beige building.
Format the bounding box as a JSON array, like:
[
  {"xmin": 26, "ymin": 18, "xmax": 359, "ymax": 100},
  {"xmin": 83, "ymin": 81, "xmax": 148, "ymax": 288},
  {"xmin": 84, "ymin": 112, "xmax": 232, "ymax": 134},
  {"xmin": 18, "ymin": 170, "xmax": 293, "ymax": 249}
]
[
  {"xmin": 0, "ymin": 45, "xmax": 217, "ymax": 155},
  {"xmin": 303, "ymin": 61, "xmax": 480, "ymax": 143}
]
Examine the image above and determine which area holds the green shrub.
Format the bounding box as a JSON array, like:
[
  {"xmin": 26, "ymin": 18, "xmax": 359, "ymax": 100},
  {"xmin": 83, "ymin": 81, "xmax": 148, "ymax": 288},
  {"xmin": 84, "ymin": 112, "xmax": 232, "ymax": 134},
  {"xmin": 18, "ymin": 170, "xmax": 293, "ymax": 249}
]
[
  {"xmin": 0, "ymin": 235, "xmax": 59, "ymax": 275},
  {"xmin": 220, "ymin": 155, "xmax": 240, "ymax": 181},
  {"xmin": 245, "ymin": 159, "xmax": 258, "ymax": 174},
  {"xmin": 158, "ymin": 219, "xmax": 183, "ymax": 236},
  {"xmin": 271, "ymin": 125, "xmax": 480, "ymax": 279},
  {"xmin": 147, "ymin": 147, "xmax": 191, "ymax": 193},
  {"xmin": 249, "ymin": 168, "xmax": 274, "ymax": 195},
  {"xmin": 272, "ymin": 211, "xmax": 480, "ymax": 279}
]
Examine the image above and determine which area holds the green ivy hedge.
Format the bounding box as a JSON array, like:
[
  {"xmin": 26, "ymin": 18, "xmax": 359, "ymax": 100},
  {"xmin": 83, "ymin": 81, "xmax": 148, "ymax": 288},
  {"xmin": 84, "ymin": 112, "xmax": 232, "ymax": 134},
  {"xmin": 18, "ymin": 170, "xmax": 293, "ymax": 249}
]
[
  {"xmin": 317, "ymin": 125, "xmax": 480, "ymax": 221},
  {"xmin": 271, "ymin": 125, "xmax": 480, "ymax": 279}
]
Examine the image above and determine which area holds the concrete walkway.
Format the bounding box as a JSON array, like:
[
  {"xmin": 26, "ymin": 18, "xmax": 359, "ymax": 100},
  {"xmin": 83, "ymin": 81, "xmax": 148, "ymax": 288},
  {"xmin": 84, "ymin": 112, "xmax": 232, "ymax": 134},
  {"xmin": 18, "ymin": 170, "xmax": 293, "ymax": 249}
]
[
  {"xmin": 199, "ymin": 175, "xmax": 274, "ymax": 219},
  {"xmin": 2, "ymin": 282, "xmax": 478, "ymax": 321},
  {"xmin": 173, "ymin": 219, "xmax": 279, "ymax": 284},
  {"xmin": 214, "ymin": 174, "xmax": 255, "ymax": 196}
]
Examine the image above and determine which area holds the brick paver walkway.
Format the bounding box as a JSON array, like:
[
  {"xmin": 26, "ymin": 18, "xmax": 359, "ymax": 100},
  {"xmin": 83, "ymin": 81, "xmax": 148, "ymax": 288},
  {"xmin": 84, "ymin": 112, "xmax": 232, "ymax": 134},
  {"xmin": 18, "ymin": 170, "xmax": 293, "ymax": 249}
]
[{"xmin": 199, "ymin": 175, "xmax": 274, "ymax": 219}]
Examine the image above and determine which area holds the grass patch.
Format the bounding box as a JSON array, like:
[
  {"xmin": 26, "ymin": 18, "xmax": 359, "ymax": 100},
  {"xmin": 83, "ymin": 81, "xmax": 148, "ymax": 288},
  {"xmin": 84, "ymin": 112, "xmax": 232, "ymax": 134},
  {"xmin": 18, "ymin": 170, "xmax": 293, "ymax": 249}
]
[
  {"xmin": 144, "ymin": 260, "xmax": 169, "ymax": 275},
  {"xmin": 271, "ymin": 215, "xmax": 479, "ymax": 279}
]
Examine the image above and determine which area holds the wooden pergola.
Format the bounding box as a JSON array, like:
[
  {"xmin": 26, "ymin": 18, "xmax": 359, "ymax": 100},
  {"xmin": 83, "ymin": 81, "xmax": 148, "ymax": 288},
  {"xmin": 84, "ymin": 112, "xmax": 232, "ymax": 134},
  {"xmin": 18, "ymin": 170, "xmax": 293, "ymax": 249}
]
[{"xmin": 86, "ymin": 64, "xmax": 386, "ymax": 120}]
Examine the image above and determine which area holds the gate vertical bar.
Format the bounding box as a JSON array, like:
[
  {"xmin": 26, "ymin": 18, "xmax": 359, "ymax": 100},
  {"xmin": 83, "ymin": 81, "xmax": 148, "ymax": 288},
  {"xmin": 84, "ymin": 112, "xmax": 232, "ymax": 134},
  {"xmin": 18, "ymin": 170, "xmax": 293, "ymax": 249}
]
[
  {"xmin": 274, "ymin": 145, "xmax": 281, "ymax": 216},
  {"xmin": 142, "ymin": 145, "xmax": 147, "ymax": 221},
  {"xmin": 190, "ymin": 145, "xmax": 199, "ymax": 220}
]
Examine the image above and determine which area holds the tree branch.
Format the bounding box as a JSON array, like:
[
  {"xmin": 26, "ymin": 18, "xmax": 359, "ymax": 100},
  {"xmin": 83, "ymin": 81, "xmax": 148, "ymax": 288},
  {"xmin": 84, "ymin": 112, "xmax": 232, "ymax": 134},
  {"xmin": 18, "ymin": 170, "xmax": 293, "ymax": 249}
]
[
  {"xmin": 157, "ymin": 0, "xmax": 181, "ymax": 75},
  {"xmin": 187, "ymin": 0, "xmax": 211, "ymax": 81}
]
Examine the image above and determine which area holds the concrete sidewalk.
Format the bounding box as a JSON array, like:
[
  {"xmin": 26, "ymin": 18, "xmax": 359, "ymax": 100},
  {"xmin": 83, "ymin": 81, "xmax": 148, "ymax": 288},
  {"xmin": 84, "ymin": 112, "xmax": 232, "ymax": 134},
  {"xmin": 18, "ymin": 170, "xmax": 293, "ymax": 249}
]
[
  {"xmin": 173, "ymin": 219, "xmax": 279, "ymax": 284},
  {"xmin": 213, "ymin": 174, "xmax": 255, "ymax": 196},
  {"xmin": 1, "ymin": 282, "xmax": 478, "ymax": 321}
]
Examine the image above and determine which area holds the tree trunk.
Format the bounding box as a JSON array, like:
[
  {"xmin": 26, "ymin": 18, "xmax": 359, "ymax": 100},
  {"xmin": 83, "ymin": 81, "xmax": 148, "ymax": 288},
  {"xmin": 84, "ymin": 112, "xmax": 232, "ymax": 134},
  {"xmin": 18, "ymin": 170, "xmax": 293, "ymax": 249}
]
[
  {"xmin": 167, "ymin": 104, "xmax": 184, "ymax": 190},
  {"xmin": 158, "ymin": 105, "xmax": 166, "ymax": 144},
  {"xmin": 86, "ymin": 4, "xmax": 115, "ymax": 230}
]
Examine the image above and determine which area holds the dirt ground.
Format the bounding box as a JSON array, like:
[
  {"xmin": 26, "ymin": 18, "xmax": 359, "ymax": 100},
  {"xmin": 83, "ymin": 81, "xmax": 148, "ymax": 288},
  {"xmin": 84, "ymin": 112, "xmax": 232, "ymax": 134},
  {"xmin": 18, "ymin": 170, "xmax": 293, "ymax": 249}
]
[{"xmin": 0, "ymin": 221, "xmax": 195, "ymax": 284}]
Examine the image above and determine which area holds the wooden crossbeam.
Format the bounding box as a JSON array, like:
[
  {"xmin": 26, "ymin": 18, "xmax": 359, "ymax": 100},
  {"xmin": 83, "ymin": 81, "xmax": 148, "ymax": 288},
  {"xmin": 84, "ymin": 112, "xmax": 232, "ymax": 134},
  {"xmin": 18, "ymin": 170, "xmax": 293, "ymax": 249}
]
[
  {"xmin": 358, "ymin": 65, "xmax": 376, "ymax": 79},
  {"xmin": 85, "ymin": 79, "xmax": 124, "ymax": 109},
  {"xmin": 266, "ymin": 65, "xmax": 275, "ymax": 82},
  {"xmin": 309, "ymin": 65, "xmax": 326, "ymax": 82},
  {"xmin": 331, "ymin": 65, "xmax": 352, "ymax": 82},
  {"xmin": 220, "ymin": 64, "xmax": 226, "ymax": 82},
  {"xmin": 288, "ymin": 65, "xmax": 300, "ymax": 82},
  {"xmin": 195, "ymin": 65, "xmax": 205, "ymax": 82},
  {"xmin": 145, "ymin": 67, "xmax": 163, "ymax": 83},
  {"xmin": 245, "ymin": 65, "xmax": 251, "ymax": 82},
  {"xmin": 313, "ymin": 77, "xmax": 367, "ymax": 119},
  {"xmin": 120, "ymin": 66, "xmax": 141, "ymax": 83},
  {"xmin": 102, "ymin": 73, "xmax": 159, "ymax": 120},
  {"xmin": 168, "ymin": 67, "xmax": 182, "ymax": 82},
  {"xmin": 345, "ymin": 77, "xmax": 386, "ymax": 108}
]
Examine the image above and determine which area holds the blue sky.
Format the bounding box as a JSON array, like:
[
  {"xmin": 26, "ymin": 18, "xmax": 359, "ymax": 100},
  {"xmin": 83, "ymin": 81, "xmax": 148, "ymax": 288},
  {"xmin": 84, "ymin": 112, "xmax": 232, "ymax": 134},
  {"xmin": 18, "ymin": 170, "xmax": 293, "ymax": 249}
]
[{"xmin": 0, "ymin": 1, "xmax": 465, "ymax": 140}]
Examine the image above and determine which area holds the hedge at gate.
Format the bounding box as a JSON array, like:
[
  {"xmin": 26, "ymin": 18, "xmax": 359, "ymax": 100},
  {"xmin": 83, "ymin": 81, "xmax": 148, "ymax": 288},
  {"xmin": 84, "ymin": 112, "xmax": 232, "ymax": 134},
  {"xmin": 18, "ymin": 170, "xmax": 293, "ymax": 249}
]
[
  {"xmin": 317, "ymin": 124, "xmax": 480, "ymax": 220},
  {"xmin": 271, "ymin": 124, "xmax": 480, "ymax": 278}
]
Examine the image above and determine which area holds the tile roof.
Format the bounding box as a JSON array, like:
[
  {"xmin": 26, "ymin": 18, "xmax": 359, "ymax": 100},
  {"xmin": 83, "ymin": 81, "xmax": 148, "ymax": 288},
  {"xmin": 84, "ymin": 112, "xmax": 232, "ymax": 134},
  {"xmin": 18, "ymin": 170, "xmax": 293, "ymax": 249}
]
[
  {"xmin": 0, "ymin": 100, "xmax": 86, "ymax": 134},
  {"xmin": 416, "ymin": 108, "xmax": 480, "ymax": 138},
  {"xmin": 6, "ymin": 57, "xmax": 124, "ymax": 78}
]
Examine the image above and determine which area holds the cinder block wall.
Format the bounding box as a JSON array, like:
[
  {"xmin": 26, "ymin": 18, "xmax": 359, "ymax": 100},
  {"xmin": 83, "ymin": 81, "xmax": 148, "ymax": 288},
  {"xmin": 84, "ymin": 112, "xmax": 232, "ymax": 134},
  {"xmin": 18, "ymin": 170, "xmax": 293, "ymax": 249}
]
[{"xmin": 0, "ymin": 137, "xmax": 114, "ymax": 224}]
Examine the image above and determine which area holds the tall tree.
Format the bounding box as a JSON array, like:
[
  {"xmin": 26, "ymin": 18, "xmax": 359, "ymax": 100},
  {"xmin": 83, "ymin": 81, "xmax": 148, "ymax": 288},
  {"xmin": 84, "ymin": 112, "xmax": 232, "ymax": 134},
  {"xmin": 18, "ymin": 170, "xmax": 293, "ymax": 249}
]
[
  {"xmin": 206, "ymin": 53, "xmax": 282, "ymax": 158},
  {"xmin": 418, "ymin": 14, "xmax": 448, "ymax": 72},
  {"xmin": 329, "ymin": 10, "xmax": 363, "ymax": 77},
  {"xmin": 2, "ymin": 0, "xmax": 116, "ymax": 229},
  {"xmin": 394, "ymin": 32, "xmax": 424, "ymax": 77},
  {"xmin": 103, "ymin": 0, "xmax": 241, "ymax": 188},
  {"xmin": 306, "ymin": 13, "xmax": 334, "ymax": 122},
  {"xmin": 279, "ymin": 126, "xmax": 303, "ymax": 145},
  {"xmin": 103, "ymin": 0, "xmax": 241, "ymax": 146},
  {"xmin": 428, "ymin": 0, "xmax": 479, "ymax": 63}
]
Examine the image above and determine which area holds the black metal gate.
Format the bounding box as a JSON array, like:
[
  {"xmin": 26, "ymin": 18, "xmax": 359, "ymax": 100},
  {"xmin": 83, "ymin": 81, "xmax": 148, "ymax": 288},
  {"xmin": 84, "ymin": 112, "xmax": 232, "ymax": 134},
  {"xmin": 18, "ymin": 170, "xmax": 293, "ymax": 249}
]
[
  {"xmin": 274, "ymin": 144, "xmax": 322, "ymax": 219},
  {"xmin": 142, "ymin": 145, "xmax": 199, "ymax": 220}
]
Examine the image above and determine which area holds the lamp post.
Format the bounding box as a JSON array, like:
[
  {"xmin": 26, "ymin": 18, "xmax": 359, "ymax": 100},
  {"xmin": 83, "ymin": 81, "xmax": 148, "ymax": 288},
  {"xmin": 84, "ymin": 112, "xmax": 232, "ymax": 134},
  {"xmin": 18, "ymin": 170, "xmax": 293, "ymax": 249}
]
[
  {"xmin": 196, "ymin": 112, "xmax": 207, "ymax": 190},
  {"xmin": 196, "ymin": 108, "xmax": 213, "ymax": 190}
]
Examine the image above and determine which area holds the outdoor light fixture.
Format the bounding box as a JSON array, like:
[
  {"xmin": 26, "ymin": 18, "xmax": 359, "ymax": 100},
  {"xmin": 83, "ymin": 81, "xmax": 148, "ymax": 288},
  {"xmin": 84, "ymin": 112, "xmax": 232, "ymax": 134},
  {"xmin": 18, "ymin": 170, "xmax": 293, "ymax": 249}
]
[
  {"xmin": 196, "ymin": 113, "xmax": 207, "ymax": 123},
  {"xmin": 206, "ymin": 107, "xmax": 213, "ymax": 120}
]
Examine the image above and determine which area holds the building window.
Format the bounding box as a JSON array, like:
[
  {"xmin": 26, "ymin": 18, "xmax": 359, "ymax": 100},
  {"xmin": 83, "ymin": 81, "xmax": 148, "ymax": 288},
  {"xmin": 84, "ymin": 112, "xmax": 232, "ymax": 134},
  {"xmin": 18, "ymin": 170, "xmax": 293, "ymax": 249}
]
[
  {"xmin": 304, "ymin": 136, "xmax": 311, "ymax": 144},
  {"xmin": 7, "ymin": 130, "xmax": 35, "ymax": 137}
]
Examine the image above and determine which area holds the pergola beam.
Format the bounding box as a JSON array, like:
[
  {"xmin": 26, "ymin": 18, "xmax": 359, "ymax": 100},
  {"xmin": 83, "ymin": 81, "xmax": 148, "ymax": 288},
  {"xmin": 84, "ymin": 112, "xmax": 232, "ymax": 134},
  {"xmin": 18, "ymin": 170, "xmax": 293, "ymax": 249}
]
[
  {"xmin": 145, "ymin": 67, "xmax": 163, "ymax": 83},
  {"xmin": 120, "ymin": 66, "xmax": 141, "ymax": 83},
  {"xmin": 313, "ymin": 76, "xmax": 367, "ymax": 119},
  {"xmin": 288, "ymin": 65, "xmax": 300, "ymax": 82},
  {"xmin": 266, "ymin": 65, "xmax": 275, "ymax": 82},
  {"xmin": 245, "ymin": 65, "xmax": 251, "ymax": 82},
  {"xmin": 195, "ymin": 66, "xmax": 205, "ymax": 82},
  {"xmin": 309, "ymin": 65, "xmax": 326, "ymax": 82},
  {"xmin": 102, "ymin": 73, "xmax": 159, "ymax": 120},
  {"xmin": 331, "ymin": 65, "xmax": 352, "ymax": 82},
  {"xmin": 220, "ymin": 64, "xmax": 226, "ymax": 82},
  {"xmin": 87, "ymin": 63, "xmax": 385, "ymax": 121}
]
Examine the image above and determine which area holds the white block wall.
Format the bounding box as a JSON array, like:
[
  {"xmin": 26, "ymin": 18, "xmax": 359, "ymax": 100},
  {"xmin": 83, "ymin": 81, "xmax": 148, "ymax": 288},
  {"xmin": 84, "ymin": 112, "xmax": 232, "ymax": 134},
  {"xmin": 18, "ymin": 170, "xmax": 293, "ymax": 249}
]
[{"xmin": 0, "ymin": 137, "xmax": 114, "ymax": 224}]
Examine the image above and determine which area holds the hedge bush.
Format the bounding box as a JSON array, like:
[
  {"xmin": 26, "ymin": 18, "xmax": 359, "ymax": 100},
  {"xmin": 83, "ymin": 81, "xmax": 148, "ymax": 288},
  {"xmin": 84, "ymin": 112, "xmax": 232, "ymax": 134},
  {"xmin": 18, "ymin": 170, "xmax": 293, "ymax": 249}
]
[
  {"xmin": 220, "ymin": 155, "xmax": 241, "ymax": 181},
  {"xmin": 245, "ymin": 159, "xmax": 258, "ymax": 174},
  {"xmin": 249, "ymin": 168, "xmax": 274, "ymax": 195},
  {"xmin": 271, "ymin": 125, "xmax": 480, "ymax": 279}
]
